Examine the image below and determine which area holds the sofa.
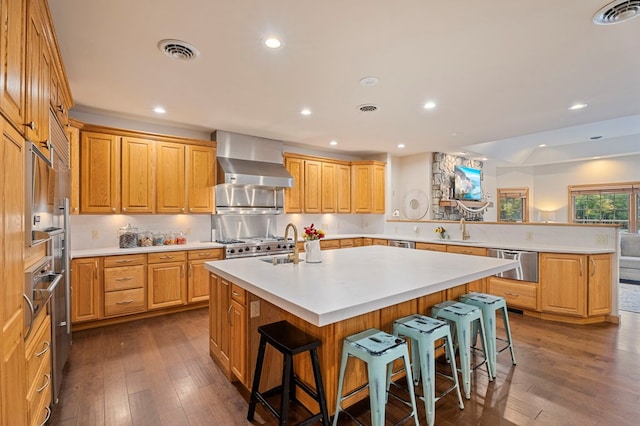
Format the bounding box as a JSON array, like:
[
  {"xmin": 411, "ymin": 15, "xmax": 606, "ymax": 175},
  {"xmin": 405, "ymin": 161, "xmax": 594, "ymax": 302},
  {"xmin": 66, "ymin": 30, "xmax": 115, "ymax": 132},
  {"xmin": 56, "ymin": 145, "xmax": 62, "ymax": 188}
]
[{"xmin": 620, "ymin": 233, "xmax": 640, "ymax": 282}]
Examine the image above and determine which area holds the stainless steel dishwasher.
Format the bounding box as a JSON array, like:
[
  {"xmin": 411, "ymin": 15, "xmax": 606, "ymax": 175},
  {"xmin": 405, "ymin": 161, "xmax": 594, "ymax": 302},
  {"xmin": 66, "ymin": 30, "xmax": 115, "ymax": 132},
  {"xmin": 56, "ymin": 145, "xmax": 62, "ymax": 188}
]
[
  {"xmin": 388, "ymin": 240, "xmax": 416, "ymax": 249},
  {"xmin": 487, "ymin": 248, "xmax": 538, "ymax": 282}
]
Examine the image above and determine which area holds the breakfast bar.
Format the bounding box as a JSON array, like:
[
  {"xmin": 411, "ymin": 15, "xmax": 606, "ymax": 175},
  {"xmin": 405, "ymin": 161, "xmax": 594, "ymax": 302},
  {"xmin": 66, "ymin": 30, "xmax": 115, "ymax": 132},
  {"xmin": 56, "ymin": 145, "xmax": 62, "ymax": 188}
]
[{"xmin": 205, "ymin": 245, "xmax": 518, "ymax": 415}]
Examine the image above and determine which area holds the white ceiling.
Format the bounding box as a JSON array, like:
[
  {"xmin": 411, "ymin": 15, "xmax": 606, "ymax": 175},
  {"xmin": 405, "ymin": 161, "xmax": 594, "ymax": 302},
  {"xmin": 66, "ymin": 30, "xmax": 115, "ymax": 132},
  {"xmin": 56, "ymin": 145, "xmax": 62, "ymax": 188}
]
[{"xmin": 49, "ymin": 0, "xmax": 640, "ymax": 165}]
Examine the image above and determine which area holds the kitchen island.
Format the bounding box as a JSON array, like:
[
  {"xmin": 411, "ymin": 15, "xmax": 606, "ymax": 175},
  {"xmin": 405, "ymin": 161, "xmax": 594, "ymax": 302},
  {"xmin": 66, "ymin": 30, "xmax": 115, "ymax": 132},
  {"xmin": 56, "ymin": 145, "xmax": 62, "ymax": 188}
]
[{"xmin": 205, "ymin": 245, "xmax": 517, "ymax": 415}]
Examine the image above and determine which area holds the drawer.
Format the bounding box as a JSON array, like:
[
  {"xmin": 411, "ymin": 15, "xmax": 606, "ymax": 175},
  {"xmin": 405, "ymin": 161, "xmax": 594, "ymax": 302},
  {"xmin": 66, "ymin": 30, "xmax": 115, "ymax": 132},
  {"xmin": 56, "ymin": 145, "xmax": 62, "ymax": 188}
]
[
  {"xmin": 231, "ymin": 284, "xmax": 246, "ymax": 305},
  {"xmin": 26, "ymin": 315, "xmax": 51, "ymax": 389},
  {"xmin": 103, "ymin": 254, "xmax": 145, "ymax": 268},
  {"xmin": 416, "ymin": 242, "xmax": 447, "ymax": 252},
  {"xmin": 104, "ymin": 288, "xmax": 146, "ymax": 317},
  {"xmin": 339, "ymin": 238, "xmax": 354, "ymax": 248},
  {"xmin": 320, "ymin": 239, "xmax": 340, "ymax": 250},
  {"xmin": 353, "ymin": 238, "xmax": 364, "ymax": 247},
  {"xmin": 148, "ymin": 251, "xmax": 186, "ymax": 264},
  {"xmin": 372, "ymin": 239, "xmax": 388, "ymax": 246},
  {"xmin": 28, "ymin": 372, "xmax": 52, "ymax": 426},
  {"xmin": 188, "ymin": 248, "xmax": 224, "ymax": 260},
  {"xmin": 447, "ymin": 245, "xmax": 487, "ymax": 256},
  {"xmin": 104, "ymin": 264, "xmax": 145, "ymax": 291},
  {"xmin": 489, "ymin": 277, "xmax": 537, "ymax": 310}
]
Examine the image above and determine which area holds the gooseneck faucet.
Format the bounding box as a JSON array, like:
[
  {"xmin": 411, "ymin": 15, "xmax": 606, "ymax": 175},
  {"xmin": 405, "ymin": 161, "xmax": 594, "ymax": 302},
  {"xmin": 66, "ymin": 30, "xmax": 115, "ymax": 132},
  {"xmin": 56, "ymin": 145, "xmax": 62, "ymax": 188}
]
[
  {"xmin": 460, "ymin": 217, "xmax": 470, "ymax": 240},
  {"xmin": 284, "ymin": 223, "xmax": 300, "ymax": 264}
]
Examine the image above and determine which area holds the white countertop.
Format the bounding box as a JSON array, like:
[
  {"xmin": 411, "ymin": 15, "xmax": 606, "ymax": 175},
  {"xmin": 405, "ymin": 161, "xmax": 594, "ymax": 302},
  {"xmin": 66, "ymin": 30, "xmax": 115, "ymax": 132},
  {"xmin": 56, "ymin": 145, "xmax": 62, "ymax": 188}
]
[
  {"xmin": 70, "ymin": 241, "xmax": 224, "ymax": 258},
  {"xmin": 205, "ymin": 245, "xmax": 518, "ymax": 327}
]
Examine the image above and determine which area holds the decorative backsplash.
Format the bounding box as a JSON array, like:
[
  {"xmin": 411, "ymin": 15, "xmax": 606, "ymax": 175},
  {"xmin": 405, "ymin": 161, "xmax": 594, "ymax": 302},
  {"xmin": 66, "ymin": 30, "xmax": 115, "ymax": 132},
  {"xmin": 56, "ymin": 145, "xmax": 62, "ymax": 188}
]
[{"xmin": 432, "ymin": 152, "xmax": 484, "ymax": 221}]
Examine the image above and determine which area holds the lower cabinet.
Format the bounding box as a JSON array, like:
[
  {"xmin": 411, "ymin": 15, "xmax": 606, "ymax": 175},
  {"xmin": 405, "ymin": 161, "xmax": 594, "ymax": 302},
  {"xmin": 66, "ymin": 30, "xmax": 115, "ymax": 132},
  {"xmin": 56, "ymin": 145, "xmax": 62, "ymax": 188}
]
[
  {"xmin": 103, "ymin": 254, "xmax": 146, "ymax": 317},
  {"xmin": 188, "ymin": 249, "xmax": 223, "ymax": 303},
  {"xmin": 488, "ymin": 277, "xmax": 538, "ymax": 310},
  {"xmin": 147, "ymin": 252, "xmax": 187, "ymax": 310},
  {"xmin": 230, "ymin": 284, "xmax": 247, "ymax": 385},
  {"xmin": 25, "ymin": 312, "xmax": 52, "ymax": 426},
  {"xmin": 71, "ymin": 257, "xmax": 102, "ymax": 323},
  {"xmin": 446, "ymin": 245, "xmax": 487, "ymax": 294}
]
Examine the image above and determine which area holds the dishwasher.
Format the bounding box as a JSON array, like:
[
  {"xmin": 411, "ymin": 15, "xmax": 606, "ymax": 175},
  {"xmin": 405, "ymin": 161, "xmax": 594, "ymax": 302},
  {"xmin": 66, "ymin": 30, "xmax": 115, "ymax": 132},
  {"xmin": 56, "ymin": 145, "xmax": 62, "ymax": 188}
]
[
  {"xmin": 487, "ymin": 248, "xmax": 538, "ymax": 282},
  {"xmin": 388, "ymin": 240, "xmax": 416, "ymax": 249}
]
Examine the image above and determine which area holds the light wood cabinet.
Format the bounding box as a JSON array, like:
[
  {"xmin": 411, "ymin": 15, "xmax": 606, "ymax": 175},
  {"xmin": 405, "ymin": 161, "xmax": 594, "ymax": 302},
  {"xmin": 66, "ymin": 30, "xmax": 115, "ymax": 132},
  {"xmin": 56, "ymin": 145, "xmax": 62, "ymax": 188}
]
[
  {"xmin": 416, "ymin": 242, "xmax": 447, "ymax": 252},
  {"xmin": 230, "ymin": 285, "xmax": 248, "ymax": 384},
  {"xmin": 121, "ymin": 137, "xmax": 155, "ymax": 213},
  {"xmin": 336, "ymin": 164, "xmax": 351, "ymax": 213},
  {"xmin": 588, "ymin": 254, "xmax": 612, "ymax": 316},
  {"xmin": 66, "ymin": 121, "xmax": 80, "ymax": 214},
  {"xmin": 71, "ymin": 257, "xmax": 102, "ymax": 322},
  {"xmin": 0, "ymin": 117, "xmax": 27, "ymax": 426},
  {"xmin": 103, "ymin": 254, "xmax": 146, "ymax": 317},
  {"xmin": 284, "ymin": 156, "xmax": 304, "ymax": 213},
  {"xmin": 304, "ymin": 159, "xmax": 322, "ymax": 213},
  {"xmin": 147, "ymin": 251, "xmax": 187, "ymax": 310},
  {"xmin": 79, "ymin": 131, "xmax": 120, "ymax": 213},
  {"xmin": 446, "ymin": 245, "xmax": 487, "ymax": 293},
  {"xmin": 321, "ymin": 161, "xmax": 337, "ymax": 213},
  {"xmin": 188, "ymin": 249, "xmax": 223, "ymax": 303},
  {"xmin": 25, "ymin": 312, "xmax": 51, "ymax": 426},
  {"xmin": 210, "ymin": 274, "xmax": 232, "ymax": 378},
  {"xmin": 25, "ymin": 0, "xmax": 48, "ymax": 147},
  {"xmin": 156, "ymin": 142, "xmax": 186, "ymax": 213},
  {"xmin": 186, "ymin": 145, "xmax": 215, "ymax": 213},
  {"xmin": 540, "ymin": 253, "xmax": 586, "ymax": 316},
  {"xmin": 351, "ymin": 161, "xmax": 386, "ymax": 213},
  {"xmin": 488, "ymin": 276, "xmax": 538, "ymax": 311},
  {"xmin": 319, "ymin": 239, "xmax": 340, "ymax": 250},
  {"xmin": 0, "ymin": 0, "xmax": 26, "ymax": 130}
]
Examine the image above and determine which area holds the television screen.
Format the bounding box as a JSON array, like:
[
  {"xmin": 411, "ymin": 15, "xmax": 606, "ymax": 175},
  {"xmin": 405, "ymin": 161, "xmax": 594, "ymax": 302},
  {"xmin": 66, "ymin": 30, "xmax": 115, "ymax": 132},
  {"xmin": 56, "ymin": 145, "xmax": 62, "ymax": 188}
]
[{"xmin": 454, "ymin": 165, "xmax": 482, "ymax": 201}]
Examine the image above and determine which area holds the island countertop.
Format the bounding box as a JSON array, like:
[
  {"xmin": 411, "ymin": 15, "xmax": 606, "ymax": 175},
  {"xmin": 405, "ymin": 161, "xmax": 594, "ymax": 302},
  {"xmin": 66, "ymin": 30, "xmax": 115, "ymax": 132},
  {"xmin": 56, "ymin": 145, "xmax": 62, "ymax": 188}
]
[{"xmin": 205, "ymin": 245, "xmax": 517, "ymax": 327}]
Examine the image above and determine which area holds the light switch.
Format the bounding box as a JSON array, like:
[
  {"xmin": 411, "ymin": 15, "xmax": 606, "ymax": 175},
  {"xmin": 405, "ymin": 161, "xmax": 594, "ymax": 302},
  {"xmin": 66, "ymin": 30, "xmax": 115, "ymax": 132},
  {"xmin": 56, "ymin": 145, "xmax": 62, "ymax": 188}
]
[{"xmin": 250, "ymin": 300, "xmax": 260, "ymax": 318}]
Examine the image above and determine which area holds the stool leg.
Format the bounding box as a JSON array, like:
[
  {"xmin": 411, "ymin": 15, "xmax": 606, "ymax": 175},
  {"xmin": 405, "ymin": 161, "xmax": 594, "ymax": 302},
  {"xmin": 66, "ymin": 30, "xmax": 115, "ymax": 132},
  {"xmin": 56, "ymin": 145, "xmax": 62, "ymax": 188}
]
[
  {"xmin": 332, "ymin": 343, "xmax": 350, "ymax": 426},
  {"xmin": 477, "ymin": 315, "xmax": 493, "ymax": 382},
  {"xmin": 501, "ymin": 306, "xmax": 517, "ymax": 365},
  {"xmin": 484, "ymin": 308, "xmax": 497, "ymax": 378},
  {"xmin": 368, "ymin": 359, "xmax": 387, "ymax": 426},
  {"xmin": 417, "ymin": 337, "xmax": 435, "ymax": 426},
  {"xmin": 444, "ymin": 332, "xmax": 465, "ymax": 410},
  {"xmin": 248, "ymin": 336, "xmax": 267, "ymax": 421},
  {"xmin": 456, "ymin": 321, "xmax": 472, "ymax": 399},
  {"xmin": 409, "ymin": 337, "xmax": 421, "ymax": 385},
  {"xmin": 310, "ymin": 348, "xmax": 330, "ymax": 426},
  {"xmin": 280, "ymin": 353, "xmax": 292, "ymax": 425},
  {"xmin": 401, "ymin": 349, "xmax": 420, "ymax": 426}
]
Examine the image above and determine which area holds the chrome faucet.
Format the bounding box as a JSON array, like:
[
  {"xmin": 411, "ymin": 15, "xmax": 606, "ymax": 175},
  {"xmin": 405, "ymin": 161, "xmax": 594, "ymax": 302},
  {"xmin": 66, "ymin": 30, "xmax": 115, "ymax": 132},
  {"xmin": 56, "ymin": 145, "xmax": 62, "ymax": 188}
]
[
  {"xmin": 284, "ymin": 223, "xmax": 300, "ymax": 264},
  {"xmin": 460, "ymin": 217, "xmax": 470, "ymax": 240}
]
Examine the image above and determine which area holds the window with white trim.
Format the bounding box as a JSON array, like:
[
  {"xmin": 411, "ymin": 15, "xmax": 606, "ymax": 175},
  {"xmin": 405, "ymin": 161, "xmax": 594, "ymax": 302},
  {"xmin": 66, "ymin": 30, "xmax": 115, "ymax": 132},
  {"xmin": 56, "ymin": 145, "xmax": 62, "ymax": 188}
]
[
  {"xmin": 498, "ymin": 188, "xmax": 529, "ymax": 223},
  {"xmin": 569, "ymin": 182, "xmax": 639, "ymax": 233}
]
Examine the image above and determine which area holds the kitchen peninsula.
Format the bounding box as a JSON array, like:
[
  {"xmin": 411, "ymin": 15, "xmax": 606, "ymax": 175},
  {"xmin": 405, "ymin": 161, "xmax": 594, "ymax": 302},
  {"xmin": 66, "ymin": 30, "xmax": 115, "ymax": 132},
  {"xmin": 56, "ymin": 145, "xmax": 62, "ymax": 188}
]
[{"xmin": 205, "ymin": 245, "xmax": 517, "ymax": 414}]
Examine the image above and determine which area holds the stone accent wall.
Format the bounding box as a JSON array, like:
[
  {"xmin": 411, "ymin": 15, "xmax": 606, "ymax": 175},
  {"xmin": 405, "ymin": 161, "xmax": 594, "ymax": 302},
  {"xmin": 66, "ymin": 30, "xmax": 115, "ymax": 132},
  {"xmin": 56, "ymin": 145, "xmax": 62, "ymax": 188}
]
[{"xmin": 432, "ymin": 152, "xmax": 484, "ymax": 221}]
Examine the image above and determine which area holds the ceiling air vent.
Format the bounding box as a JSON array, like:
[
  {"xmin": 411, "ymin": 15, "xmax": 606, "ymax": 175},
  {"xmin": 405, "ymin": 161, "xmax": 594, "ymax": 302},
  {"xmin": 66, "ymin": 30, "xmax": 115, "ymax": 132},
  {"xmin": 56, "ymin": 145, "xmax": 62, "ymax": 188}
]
[
  {"xmin": 358, "ymin": 104, "xmax": 379, "ymax": 113},
  {"xmin": 158, "ymin": 39, "xmax": 200, "ymax": 61},
  {"xmin": 593, "ymin": 0, "xmax": 640, "ymax": 25}
]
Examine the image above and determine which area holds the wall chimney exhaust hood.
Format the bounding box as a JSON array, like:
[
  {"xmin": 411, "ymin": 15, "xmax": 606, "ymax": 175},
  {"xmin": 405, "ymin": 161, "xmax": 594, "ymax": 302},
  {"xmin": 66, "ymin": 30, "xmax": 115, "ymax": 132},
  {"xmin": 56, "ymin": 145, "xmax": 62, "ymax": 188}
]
[{"xmin": 213, "ymin": 130, "xmax": 293, "ymax": 188}]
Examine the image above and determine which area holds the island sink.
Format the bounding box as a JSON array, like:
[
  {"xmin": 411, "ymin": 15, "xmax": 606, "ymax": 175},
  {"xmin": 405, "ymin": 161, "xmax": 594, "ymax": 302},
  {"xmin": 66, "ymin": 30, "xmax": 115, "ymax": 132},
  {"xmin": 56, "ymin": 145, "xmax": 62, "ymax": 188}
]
[{"xmin": 259, "ymin": 255, "xmax": 304, "ymax": 265}]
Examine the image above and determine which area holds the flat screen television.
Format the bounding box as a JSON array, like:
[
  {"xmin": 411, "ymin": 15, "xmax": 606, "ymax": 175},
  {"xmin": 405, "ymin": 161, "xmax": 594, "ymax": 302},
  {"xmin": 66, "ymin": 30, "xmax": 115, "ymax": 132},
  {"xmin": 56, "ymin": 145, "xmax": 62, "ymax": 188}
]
[{"xmin": 453, "ymin": 165, "xmax": 482, "ymax": 201}]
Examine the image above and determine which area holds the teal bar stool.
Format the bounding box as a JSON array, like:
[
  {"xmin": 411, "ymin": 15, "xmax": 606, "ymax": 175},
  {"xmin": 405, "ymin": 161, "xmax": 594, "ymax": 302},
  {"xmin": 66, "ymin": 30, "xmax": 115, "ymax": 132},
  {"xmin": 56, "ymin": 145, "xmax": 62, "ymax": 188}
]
[
  {"xmin": 431, "ymin": 301, "xmax": 492, "ymax": 399},
  {"xmin": 333, "ymin": 328, "xmax": 419, "ymax": 426},
  {"xmin": 392, "ymin": 314, "xmax": 465, "ymax": 426},
  {"xmin": 459, "ymin": 292, "xmax": 517, "ymax": 378}
]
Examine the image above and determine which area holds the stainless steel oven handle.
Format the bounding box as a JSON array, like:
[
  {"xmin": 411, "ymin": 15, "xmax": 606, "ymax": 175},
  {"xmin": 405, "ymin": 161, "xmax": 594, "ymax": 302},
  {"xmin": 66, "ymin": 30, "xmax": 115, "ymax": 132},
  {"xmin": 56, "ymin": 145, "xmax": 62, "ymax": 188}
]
[{"xmin": 23, "ymin": 294, "xmax": 35, "ymax": 341}]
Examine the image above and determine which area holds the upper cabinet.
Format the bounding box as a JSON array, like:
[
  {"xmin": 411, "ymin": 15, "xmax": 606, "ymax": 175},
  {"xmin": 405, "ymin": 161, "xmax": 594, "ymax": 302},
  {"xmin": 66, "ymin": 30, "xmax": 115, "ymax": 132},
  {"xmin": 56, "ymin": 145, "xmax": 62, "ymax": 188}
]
[
  {"xmin": 284, "ymin": 153, "xmax": 374, "ymax": 214},
  {"xmin": 0, "ymin": 0, "xmax": 27, "ymax": 129},
  {"xmin": 76, "ymin": 124, "xmax": 216, "ymax": 215}
]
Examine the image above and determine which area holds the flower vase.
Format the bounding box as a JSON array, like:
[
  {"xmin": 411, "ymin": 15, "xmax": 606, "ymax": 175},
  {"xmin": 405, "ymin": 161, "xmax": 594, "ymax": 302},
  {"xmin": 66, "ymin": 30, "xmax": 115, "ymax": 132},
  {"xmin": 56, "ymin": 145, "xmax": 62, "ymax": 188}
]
[
  {"xmin": 304, "ymin": 239, "xmax": 322, "ymax": 263},
  {"xmin": 438, "ymin": 232, "xmax": 446, "ymax": 240}
]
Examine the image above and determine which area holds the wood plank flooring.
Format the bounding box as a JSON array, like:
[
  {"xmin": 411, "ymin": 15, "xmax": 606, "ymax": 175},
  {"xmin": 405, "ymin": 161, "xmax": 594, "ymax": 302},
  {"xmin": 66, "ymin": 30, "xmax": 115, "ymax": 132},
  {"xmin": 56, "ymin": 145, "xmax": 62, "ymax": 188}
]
[{"xmin": 50, "ymin": 308, "xmax": 640, "ymax": 425}]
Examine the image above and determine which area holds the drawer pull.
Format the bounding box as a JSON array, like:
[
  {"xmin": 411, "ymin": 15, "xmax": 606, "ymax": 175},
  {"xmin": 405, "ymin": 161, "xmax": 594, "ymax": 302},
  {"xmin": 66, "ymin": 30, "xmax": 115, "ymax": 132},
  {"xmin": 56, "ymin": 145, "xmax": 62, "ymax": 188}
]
[
  {"xmin": 198, "ymin": 252, "xmax": 211, "ymax": 257},
  {"xmin": 232, "ymin": 291, "xmax": 241, "ymax": 297},
  {"xmin": 115, "ymin": 300, "xmax": 134, "ymax": 305},
  {"xmin": 115, "ymin": 277, "xmax": 134, "ymax": 281},
  {"xmin": 116, "ymin": 259, "xmax": 132, "ymax": 264},
  {"xmin": 37, "ymin": 374, "xmax": 51, "ymax": 393},
  {"xmin": 40, "ymin": 406, "xmax": 51, "ymax": 426},
  {"xmin": 504, "ymin": 292, "xmax": 520, "ymax": 298},
  {"xmin": 35, "ymin": 341, "xmax": 50, "ymax": 357},
  {"xmin": 160, "ymin": 255, "xmax": 174, "ymax": 260}
]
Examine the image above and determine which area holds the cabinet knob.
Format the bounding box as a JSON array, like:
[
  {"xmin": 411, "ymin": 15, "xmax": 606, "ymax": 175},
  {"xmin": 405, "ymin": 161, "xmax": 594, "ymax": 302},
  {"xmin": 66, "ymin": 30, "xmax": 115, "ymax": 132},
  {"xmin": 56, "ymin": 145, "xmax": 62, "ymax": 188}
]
[
  {"xmin": 181, "ymin": 208, "xmax": 185, "ymax": 212},
  {"xmin": 189, "ymin": 208, "xmax": 194, "ymax": 212},
  {"xmin": 25, "ymin": 121, "xmax": 36, "ymax": 130},
  {"xmin": 122, "ymin": 207, "xmax": 127, "ymax": 212},
  {"xmin": 111, "ymin": 208, "xmax": 116, "ymax": 212}
]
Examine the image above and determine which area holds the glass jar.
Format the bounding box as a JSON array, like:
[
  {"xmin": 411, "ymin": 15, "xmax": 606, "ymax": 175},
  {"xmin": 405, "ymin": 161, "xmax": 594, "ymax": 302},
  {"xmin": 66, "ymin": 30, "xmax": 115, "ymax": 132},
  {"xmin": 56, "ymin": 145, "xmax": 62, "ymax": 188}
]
[
  {"xmin": 118, "ymin": 224, "xmax": 138, "ymax": 248},
  {"xmin": 176, "ymin": 232, "xmax": 187, "ymax": 245},
  {"xmin": 164, "ymin": 232, "xmax": 176, "ymax": 245},
  {"xmin": 138, "ymin": 231, "xmax": 153, "ymax": 247},
  {"xmin": 152, "ymin": 232, "xmax": 165, "ymax": 246}
]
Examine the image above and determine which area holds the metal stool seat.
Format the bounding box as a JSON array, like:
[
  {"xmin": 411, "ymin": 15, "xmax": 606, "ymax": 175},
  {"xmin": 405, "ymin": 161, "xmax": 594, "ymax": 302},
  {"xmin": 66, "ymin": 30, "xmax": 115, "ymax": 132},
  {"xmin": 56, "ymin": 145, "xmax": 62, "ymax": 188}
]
[
  {"xmin": 431, "ymin": 301, "xmax": 492, "ymax": 399},
  {"xmin": 247, "ymin": 320, "xmax": 329, "ymax": 426},
  {"xmin": 459, "ymin": 292, "xmax": 516, "ymax": 378},
  {"xmin": 393, "ymin": 314, "xmax": 465, "ymax": 426},
  {"xmin": 333, "ymin": 328, "xmax": 419, "ymax": 426}
]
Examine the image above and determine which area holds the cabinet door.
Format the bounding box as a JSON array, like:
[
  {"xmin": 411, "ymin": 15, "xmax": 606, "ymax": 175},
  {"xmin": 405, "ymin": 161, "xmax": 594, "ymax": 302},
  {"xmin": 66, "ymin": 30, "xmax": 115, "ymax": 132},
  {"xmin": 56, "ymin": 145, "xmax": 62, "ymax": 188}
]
[
  {"xmin": 540, "ymin": 253, "xmax": 586, "ymax": 316},
  {"xmin": 321, "ymin": 162, "xmax": 336, "ymax": 213},
  {"xmin": 209, "ymin": 275, "xmax": 231, "ymax": 377},
  {"xmin": 80, "ymin": 132, "xmax": 120, "ymax": 213},
  {"xmin": 24, "ymin": 0, "xmax": 43, "ymax": 143},
  {"xmin": 372, "ymin": 163, "xmax": 386, "ymax": 214},
  {"xmin": 66, "ymin": 124, "xmax": 80, "ymax": 214},
  {"xmin": 71, "ymin": 258, "xmax": 102, "ymax": 323},
  {"xmin": 188, "ymin": 260, "xmax": 211, "ymax": 303},
  {"xmin": 156, "ymin": 142, "xmax": 185, "ymax": 213},
  {"xmin": 121, "ymin": 137, "xmax": 155, "ymax": 213},
  {"xmin": 147, "ymin": 262, "xmax": 186, "ymax": 310},
  {"xmin": 0, "ymin": 0, "xmax": 26, "ymax": 129},
  {"xmin": 1, "ymin": 118, "xmax": 27, "ymax": 426},
  {"xmin": 336, "ymin": 164, "xmax": 351, "ymax": 213},
  {"xmin": 352, "ymin": 164, "xmax": 372, "ymax": 213},
  {"xmin": 304, "ymin": 160, "xmax": 322, "ymax": 213},
  {"xmin": 588, "ymin": 254, "xmax": 611, "ymax": 316},
  {"xmin": 186, "ymin": 145, "xmax": 215, "ymax": 213},
  {"xmin": 230, "ymin": 299, "xmax": 247, "ymax": 384},
  {"xmin": 284, "ymin": 157, "xmax": 304, "ymax": 213}
]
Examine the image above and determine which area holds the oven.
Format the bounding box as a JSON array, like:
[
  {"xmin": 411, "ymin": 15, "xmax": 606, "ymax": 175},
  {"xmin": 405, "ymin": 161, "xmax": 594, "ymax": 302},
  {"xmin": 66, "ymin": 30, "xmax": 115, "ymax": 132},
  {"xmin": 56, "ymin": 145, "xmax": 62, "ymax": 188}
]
[{"xmin": 220, "ymin": 237, "xmax": 296, "ymax": 259}]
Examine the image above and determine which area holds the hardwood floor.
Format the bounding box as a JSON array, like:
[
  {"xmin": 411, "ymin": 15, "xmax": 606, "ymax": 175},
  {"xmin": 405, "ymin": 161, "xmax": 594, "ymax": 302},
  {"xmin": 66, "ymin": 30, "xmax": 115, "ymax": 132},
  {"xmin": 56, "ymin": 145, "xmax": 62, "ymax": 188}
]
[{"xmin": 50, "ymin": 308, "xmax": 640, "ymax": 425}]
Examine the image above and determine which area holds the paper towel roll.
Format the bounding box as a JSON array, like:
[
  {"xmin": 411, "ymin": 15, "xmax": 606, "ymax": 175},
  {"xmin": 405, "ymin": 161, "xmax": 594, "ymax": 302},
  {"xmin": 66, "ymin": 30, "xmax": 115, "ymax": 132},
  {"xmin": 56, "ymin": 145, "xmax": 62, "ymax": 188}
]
[{"xmin": 211, "ymin": 229, "xmax": 217, "ymax": 242}]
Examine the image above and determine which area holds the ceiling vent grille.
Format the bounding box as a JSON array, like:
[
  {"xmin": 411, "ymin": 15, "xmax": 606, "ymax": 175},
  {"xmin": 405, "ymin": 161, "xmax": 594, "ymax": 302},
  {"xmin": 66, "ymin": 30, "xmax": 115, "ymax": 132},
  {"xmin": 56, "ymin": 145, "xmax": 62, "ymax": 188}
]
[
  {"xmin": 358, "ymin": 104, "xmax": 379, "ymax": 113},
  {"xmin": 158, "ymin": 39, "xmax": 200, "ymax": 61},
  {"xmin": 593, "ymin": 0, "xmax": 640, "ymax": 24}
]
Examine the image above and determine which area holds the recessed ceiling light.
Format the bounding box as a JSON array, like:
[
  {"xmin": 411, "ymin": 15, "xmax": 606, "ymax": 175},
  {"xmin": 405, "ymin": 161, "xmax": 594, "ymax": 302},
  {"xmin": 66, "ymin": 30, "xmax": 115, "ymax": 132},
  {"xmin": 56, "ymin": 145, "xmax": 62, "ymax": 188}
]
[
  {"xmin": 568, "ymin": 103, "xmax": 588, "ymax": 110},
  {"xmin": 359, "ymin": 76, "xmax": 379, "ymax": 86},
  {"xmin": 481, "ymin": 157, "xmax": 488, "ymax": 161},
  {"xmin": 590, "ymin": 135, "xmax": 604, "ymax": 140},
  {"xmin": 458, "ymin": 152, "xmax": 467, "ymax": 156},
  {"xmin": 264, "ymin": 38, "xmax": 282, "ymax": 49},
  {"xmin": 397, "ymin": 144, "xmax": 406, "ymax": 149},
  {"xmin": 423, "ymin": 101, "xmax": 436, "ymax": 110},
  {"xmin": 329, "ymin": 140, "xmax": 338, "ymax": 146},
  {"xmin": 300, "ymin": 108, "xmax": 311, "ymax": 116},
  {"xmin": 593, "ymin": 156, "xmax": 602, "ymax": 160},
  {"xmin": 539, "ymin": 144, "xmax": 547, "ymax": 147},
  {"xmin": 153, "ymin": 106, "xmax": 166, "ymax": 114}
]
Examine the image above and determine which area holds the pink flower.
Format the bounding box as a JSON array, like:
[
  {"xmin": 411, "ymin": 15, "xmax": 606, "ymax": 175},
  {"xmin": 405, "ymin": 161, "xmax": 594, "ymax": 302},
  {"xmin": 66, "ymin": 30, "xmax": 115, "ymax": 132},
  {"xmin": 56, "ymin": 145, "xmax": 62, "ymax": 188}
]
[{"xmin": 303, "ymin": 223, "xmax": 326, "ymax": 240}]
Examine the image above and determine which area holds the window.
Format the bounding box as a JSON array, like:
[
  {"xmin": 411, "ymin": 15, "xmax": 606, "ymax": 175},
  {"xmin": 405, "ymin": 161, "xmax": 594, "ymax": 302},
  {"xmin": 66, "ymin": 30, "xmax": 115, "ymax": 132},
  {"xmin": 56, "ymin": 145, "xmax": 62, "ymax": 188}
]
[
  {"xmin": 498, "ymin": 188, "xmax": 529, "ymax": 222},
  {"xmin": 569, "ymin": 182, "xmax": 640, "ymax": 233}
]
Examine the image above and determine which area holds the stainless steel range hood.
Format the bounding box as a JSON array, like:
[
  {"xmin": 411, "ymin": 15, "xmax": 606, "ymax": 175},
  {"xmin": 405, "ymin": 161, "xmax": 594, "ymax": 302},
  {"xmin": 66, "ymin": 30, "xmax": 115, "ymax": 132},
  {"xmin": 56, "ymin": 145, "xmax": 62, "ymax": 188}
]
[{"xmin": 213, "ymin": 130, "xmax": 293, "ymax": 188}]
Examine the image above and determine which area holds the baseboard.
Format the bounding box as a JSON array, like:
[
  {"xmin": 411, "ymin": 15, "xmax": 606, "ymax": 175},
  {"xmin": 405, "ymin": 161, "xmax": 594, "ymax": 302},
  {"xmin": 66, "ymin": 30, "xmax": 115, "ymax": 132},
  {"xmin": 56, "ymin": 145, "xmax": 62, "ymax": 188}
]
[{"xmin": 620, "ymin": 279, "xmax": 640, "ymax": 285}]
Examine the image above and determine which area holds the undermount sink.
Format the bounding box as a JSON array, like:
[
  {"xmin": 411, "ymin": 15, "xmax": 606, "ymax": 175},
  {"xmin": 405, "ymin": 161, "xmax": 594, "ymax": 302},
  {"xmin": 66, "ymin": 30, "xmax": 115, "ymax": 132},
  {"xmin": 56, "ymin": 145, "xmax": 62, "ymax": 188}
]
[{"xmin": 259, "ymin": 255, "xmax": 304, "ymax": 265}]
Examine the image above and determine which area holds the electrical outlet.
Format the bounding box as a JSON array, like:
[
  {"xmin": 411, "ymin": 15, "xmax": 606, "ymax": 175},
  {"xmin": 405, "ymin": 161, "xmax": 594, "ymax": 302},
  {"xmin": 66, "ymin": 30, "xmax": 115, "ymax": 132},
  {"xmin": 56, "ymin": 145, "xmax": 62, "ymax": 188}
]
[
  {"xmin": 525, "ymin": 232, "xmax": 533, "ymax": 241},
  {"xmin": 185, "ymin": 228, "xmax": 191, "ymax": 235},
  {"xmin": 250, "ymin": 300, "xmax": 260, "ymax": 318},
  {"xmin": 92, "ymin": 230, "xmax": 100, "ymax": 240},
  {"xmin": 595, "ymin": 234, "xmax": 608, "ymax": 245},
  {"xmin": 322, "ymin": 223, "xmax": 328, "ymax": 230}
]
